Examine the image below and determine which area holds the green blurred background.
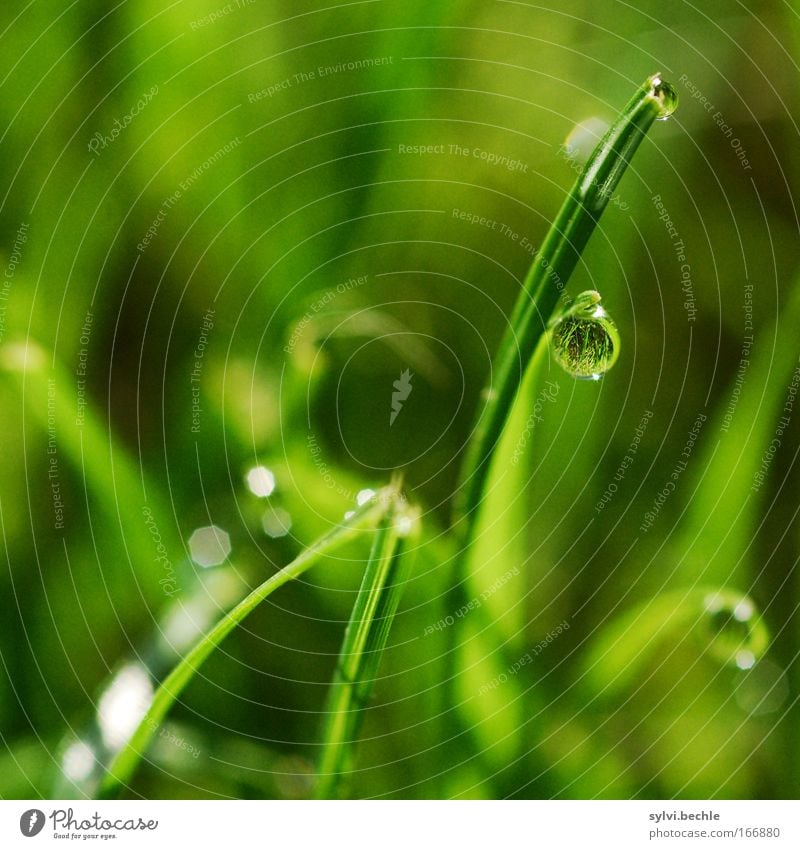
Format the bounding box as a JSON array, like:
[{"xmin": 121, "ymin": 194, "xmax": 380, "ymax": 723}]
[{"xmin": 1, "ymin": 0, "xmax": 799, "ymax": 799}]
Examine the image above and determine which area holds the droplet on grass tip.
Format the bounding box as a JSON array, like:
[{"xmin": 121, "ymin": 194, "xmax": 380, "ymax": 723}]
[
  {"xmin": 549, "ymin": 290, "xmax": 620, "ymax": 380},
  {"xmin": 648, "ymin": 73, "xmax": 678, "ymax": 120}
]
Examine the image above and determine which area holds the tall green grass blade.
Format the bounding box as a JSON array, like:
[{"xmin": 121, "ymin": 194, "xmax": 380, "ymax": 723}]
[
  {"xmin": 315, "ymin": 500, "xmax": 419, "ymax": 799},
  {"xmin": 441, "ymin": 75, "xmax": 677, "ymax": 755},
  {"xmin": 454, "ymin": 74, "xmax": 676, "ymax": 537},
  {"xmin": 97, "ymin": 488, "xmax": 396, "ymax": 798}
]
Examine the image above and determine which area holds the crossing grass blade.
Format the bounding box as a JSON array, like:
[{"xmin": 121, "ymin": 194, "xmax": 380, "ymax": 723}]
[
  {"xmin": 315, "ymin": 500, "xmax": 419, "ymax": 799},
  {"xmin": 97, "ymin": 487, "xmax": 397, "ymax": 798}
]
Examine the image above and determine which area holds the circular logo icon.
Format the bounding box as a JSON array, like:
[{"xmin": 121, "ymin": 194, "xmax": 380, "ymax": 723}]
[{"xmin": 19, "ymin": 809, "xmax": 45, "ymax": 837}]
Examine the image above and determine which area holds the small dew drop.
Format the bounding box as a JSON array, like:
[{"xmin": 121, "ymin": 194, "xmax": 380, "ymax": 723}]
[
  {"xmin": 188, "ymin": 525, "xmax": 231, "ymax": 568},
  {"xmin": 549, "ymin": 290, "xmax": 620, "ymax": 380},
  {"xmin": 648, "ymin": 73, "xmax": 678, "ymax": 120},
  {"xmin": 245, "ymin": 465, "xmax": 276, "ymax": 498},
  {"xmin": 356, "ymin": 488, "xmax": 377, "ymax": 506},
  {"xmin": 395, "ymin": 505, "xmax": 421, "ymax": 538}
]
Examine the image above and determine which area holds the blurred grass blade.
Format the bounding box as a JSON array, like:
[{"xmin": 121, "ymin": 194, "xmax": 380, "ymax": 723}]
[
  {"xmin": 454, "ymin": 73, "xmax": 676, "ymax": 537},
  {"xmin": 455, "ymin": 613, "xmax": 635, "ymax": 798},
  {"xmin": 669, "ymin": 280, "xmax": 800, "ymax": 585},
  {"xmin": 315, "ymin": 500, "xmax": 419, "ymax": 799},
  {"xmin": 464, "ymin": 337, "xmax": 551, "ymax": 650},
  {"xmin": 0, "ymin": 340, "xmax": 180, "ymax": 571},
  {"xmin": 96, "ymin": 488, "xmax": 396, "ymax": 798}
]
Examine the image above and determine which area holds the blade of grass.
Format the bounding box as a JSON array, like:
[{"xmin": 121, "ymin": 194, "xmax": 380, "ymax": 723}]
[
  {"xmin": 441, "ymin": 74, "xmax": 677, "ymax": 777},
  {"xmin": 97, "ymin": 487, "xmax": 396, "ymax": 798},
  {"xmin": 315, "ymin": 500, "xmax": 419, "ymax": 799},
  {"xmin": 453, "ymin": 73, "xmax": 676, "ymax": 538}
]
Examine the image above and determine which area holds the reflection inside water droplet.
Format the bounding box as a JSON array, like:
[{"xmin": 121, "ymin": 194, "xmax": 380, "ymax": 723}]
[{"xmin": 549, "ymin": 290, "xmax": 620, "ymax": 380}]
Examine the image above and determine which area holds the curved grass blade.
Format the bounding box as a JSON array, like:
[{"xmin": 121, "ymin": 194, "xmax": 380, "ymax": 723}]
[
  {"xmin": 454, "ymin": 73, "xmax": 676, "ymax": 538},
  {"xmin": 315, "ymin": 500, "xmax": 419, "ymax": 799},
  {"xmin": 581, "ymin": 587, "xmax": 769, "ymax": 700},
  {"xmin": 441, "ymin": 75, "xmax": 677, "ymax": 753},
  {"xmin": 463, "ymin": 337, "xmax": 551, "ymax": 650},
  {"xmin": 52, "ymin": 567, "xmax": 251, "ymax": 798},
  {"xmin": 96, "ymin": 487, "xmax": 396, "ymax": 798}
]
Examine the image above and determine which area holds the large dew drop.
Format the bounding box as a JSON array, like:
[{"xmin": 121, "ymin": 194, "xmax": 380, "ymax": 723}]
[
  {"xmin": 699, "ymin": 591, "xmax": 769, "ymax": 669},
  {"xmin": 648, "ymin": 73, "xmax": 678, "ymax": 120},
  {"xmin": 549, "ymin": 290, "xmax": 620, "ymax": 380}
]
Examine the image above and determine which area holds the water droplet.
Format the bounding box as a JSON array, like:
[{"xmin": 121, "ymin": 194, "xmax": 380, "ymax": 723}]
[
  {"xmin": 245, "ymin": 465, "xmax": 276, "ymax": 498},
  {"xmin": 188, "ymin": 525, "xmax": 231, "ymax": 568},
  {"xmin": 648, "ymin": 73, "xmax": 678, "ymax": 120},
  {"xmin": 356, "ymin": 488, "xmax": 377, "ymax": 506},
  {"xmin": 700, "ymin": 591, "xmax": 769, "ymax": 667},
  {"xmin": 395, "ymin": 504, "xmax": 421, "ymax": 538},
  {"xmin": 549, "ymin": 290, "xmax": 620, "ymax": 380}
]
